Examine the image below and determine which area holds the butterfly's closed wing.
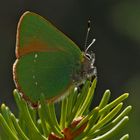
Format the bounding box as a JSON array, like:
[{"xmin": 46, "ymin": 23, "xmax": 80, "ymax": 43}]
[{"xmin": 13, "ymin": 12, "xmax": 82, "ymax": 103}]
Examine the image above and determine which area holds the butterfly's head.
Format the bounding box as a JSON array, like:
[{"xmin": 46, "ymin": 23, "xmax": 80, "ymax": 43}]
[
  {"xmin": 82, "ymin": 37, "xmax": 97, "ymax": 81},
  {"xmin": 82, "ymin": 51, "xmax": 97, "ymax": 80},
  {"xmin": 72, "ymin": 51, "xmax": 96, "ymax": 86}
]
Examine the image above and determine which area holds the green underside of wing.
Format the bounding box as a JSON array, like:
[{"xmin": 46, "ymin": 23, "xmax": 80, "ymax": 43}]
[
  {"xmin": 19, "ymin": 12, "xmax": 81, "ymax": 59},
  {"xmin": 15, "ymin": 51, "xmax": 80, "ymax": 102}
]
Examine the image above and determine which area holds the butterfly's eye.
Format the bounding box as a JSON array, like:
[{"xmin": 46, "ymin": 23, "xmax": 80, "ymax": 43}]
[{"xmin": 85, "ymin": 53, "xmax": 91, "ymax": 60}]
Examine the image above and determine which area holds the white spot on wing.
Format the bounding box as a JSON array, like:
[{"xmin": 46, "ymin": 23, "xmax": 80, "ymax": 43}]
[
  {"xmin": 35, "ymin": 54, "xmax": 38, "ymax": 58},
  {"xmin": 33, "ymin": 54, "xmax": 39, "ymax": 87},
  {"xmin": 34, "ymin": 53, "xmax": 38, "ymax": 63},
  {"xmin": 35, "ymin": 82, "xmax": 38, "ymax": 86}
]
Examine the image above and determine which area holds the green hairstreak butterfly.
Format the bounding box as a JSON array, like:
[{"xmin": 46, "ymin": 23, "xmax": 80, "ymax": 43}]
[{"xmin": 13, "ymin": 11, "xmax": 96, "ymax": 105}]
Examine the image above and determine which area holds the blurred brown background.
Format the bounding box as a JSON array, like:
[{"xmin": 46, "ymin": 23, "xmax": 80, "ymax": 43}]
[{"xmin": 0, "ymin": 0, "xmax": 139, "ymax": 139}]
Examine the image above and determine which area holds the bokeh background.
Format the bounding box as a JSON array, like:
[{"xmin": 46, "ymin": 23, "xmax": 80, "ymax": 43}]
[{"xmin": 0, "ymin": 0, "xmax": 139, "ymax": 139}]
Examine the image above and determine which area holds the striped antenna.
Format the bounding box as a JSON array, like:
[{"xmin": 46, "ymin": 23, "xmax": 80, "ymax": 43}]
[
  {"xmin": 84, "ymin": 20, "xmax": 96, "ymax": 54},
  {"xmin": 84, "ymin": 20, "xmax": 91, "ymax": 51}
]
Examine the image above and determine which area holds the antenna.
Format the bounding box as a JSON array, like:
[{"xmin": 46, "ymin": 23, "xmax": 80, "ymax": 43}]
[
  {"xmin": 84, "ymin": 20, "xmax": 96, "ymax": 53},
  {"xmin": 85, "ymin": 38, "xmax": 96, "ymax": 54},
  {"xmin": 84, "ymin": 20, "xmax": 91, "ymax": 51}
]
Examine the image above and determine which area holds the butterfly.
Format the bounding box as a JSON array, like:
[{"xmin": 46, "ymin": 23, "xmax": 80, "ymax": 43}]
[{"xmin": 13, "ymin": 11, "xmax": 96, "ymax": 105}]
